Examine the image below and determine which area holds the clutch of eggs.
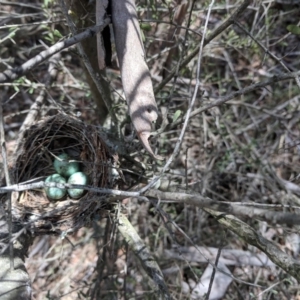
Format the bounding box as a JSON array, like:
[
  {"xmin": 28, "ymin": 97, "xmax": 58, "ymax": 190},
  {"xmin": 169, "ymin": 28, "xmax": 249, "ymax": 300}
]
[{"xmin": 44, "ymin": 153, "xmax": 88, "ymax": 200}]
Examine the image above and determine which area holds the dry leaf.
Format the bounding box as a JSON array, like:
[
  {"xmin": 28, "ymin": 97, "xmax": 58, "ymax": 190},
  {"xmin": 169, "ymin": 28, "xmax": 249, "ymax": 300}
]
[
  {"xmin": 96, "ymin": 0, "xmax": 108, "ymax": 70},
  {"xmin": 111, "ymin": 0, "xmax": 163, "ymax": 160}
]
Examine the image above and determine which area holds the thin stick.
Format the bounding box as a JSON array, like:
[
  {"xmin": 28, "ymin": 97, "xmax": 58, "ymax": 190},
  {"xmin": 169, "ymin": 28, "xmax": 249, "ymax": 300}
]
[
  {"xmin": 0, "ymin": 20, "xmax": 110, "ymax": 83},
  {"xmin": 59, "ymin": 0, "xmax": 118, "ymax": 125},
  {"xmin": 172, "ymin": 70, "xmax": 300, "ymax": 127},
  {"xmin": 205, "ymin": 208, "xmax": 300, "ymax": 282},
  {"xmin": 154, "ymin": 0, "xmax": 251, "ymax": 94},
  {"xmin": 117, "ymin": 214, "xmax": 173, "ymax": 299},
  {"xmin": 0, "ymin": 97, "xmax": 13, "ymax": 269},
  {"xmin": 140, "ymin": 0, "xmax": 215, "ymax": 193},
  {"xmin": 234, "ymin": 20, "xmax": 300, "ymax": 89},
  {"xmin": 16, "ymin": 53, "xmax": 61, "ymax": 147}
]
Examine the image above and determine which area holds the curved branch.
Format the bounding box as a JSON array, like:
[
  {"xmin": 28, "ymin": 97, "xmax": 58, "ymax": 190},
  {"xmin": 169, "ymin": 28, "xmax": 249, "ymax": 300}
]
[
  {"xmin": 0, "ymin": 21, "xmax": 110, "ymax": 83},
  {"xmin": 154, "ymin": 0, "xmax": 251, "ymax": 94}
]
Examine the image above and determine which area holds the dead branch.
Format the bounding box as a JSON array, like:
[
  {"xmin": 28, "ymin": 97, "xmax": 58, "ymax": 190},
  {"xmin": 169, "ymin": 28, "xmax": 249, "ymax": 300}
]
[
  {"xmin": 172, "ymin": 70, "xmax": 300, "ymax": 127},
  {"xmin": 146, "ymin": 189, "xmax": 300, "ymax": 227},
  {"xmin": 117, "ymin": 214, "xmax": 173, "ymax": 300},
  {"xmin": 205, "ymin": 208, "xmax": 300, "ymax": 282},
  {"xmin": 0, "ymin": 21, "xmax": 110, "ymax": 83},
  {"xmin": 154, "ymin": 0, "xmax": 252, "ymax": 94},
  {"xmin": 16, "ymin": 53, "xmax": 61, "ymax": 147},
  {"xmin": 3, "ymin": 179, "xmax": 300, "ymax": 227},
  {"xmin": 60, "ymin": 0, "xmax": 118, "ymax": 125},
  {"xmin": 140, "ymin": 0, "xmax": 214, "ymax": 193}
]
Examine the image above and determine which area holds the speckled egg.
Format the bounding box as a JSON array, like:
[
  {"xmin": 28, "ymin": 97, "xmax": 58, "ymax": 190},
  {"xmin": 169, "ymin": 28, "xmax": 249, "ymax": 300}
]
[
  {"xmin": 53, "ymin": 153, "xmax": 80, "ymax": 178},
  {"xmin": 45, "ymin": 174, "xmax": 67, "ymax": 200},
  {"xmin": 67, "ymin": 172, "xmax": 88, "ymax": 199}
]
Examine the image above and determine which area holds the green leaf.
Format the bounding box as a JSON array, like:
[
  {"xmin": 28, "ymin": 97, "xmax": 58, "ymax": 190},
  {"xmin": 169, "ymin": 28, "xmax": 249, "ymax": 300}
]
[
  {"xmin": 53, "ymin": 29, "xmax": 63, "ymax": 38},
  {"xmin": 140, "ymin": 23, "xmax": 152, "ymax": 32},
  {"xmin": 13, "ymin": 84, "xmax": 20, "ymax": 93},
  {"xmin": 172, "ymin": 110, "xmax": 182, "ymax": 123},
  {"xmin": 140, "ymin": 28, "xmax": 145, "ymax": 42},
  {"xmin": 287, "ymin": 24, "xmax": 300, "ymax": 35}
]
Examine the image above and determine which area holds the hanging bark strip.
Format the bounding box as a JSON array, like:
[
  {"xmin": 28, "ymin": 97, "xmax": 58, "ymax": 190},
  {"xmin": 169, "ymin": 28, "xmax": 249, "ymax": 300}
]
[{"xmin": 111, "ymin": 0, "xmax": 163, "ymax": 160}]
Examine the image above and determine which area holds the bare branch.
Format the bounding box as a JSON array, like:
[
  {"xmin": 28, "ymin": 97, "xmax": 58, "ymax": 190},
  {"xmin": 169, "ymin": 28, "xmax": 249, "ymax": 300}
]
[
  {"xmin": 205, "ymin": 208, "xmax": 300, "ymax": 282},
  {"xmin": 0, "ymin": 89, "xmax": 14, "ymax": 270},
  {"xmin": 16, "ymin": 53, "xmax": 61, "ymax": 148},
  {"xmin": 147, "ymin": 189, "xmax": 300, "ymax": 227},
  {"xmin": 154, "ymin": 0, "xmax": 252, "ymax": 94},
  {"xmin": 117, "ymin": 214, "xmax": 173, "ymax": 300},
  {"xmin": 0, "ymin": 21, "xmax": 110, "ymax": 83},
  {"xmin": 172, "ymin": 70, "xmax": 300, "ymax": 127},
  {"xmin": 4, "ymin": 179, "xmax": 300, "ymax": 227},
  {"xmin": 140, "ymin": 0, "xmax": 215, "ymax": 193}
]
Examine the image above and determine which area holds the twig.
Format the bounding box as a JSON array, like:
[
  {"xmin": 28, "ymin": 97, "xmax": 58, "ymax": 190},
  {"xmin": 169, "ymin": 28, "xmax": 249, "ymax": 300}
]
[
  {"xmin": 205, "ymin": 239, "xmax": 223, "ymax": 300},
  {"xmin": 117, "ymin": 214, "xmax": 173, "ymax": 300},
  {"xmin": 59, "ymin": 0, "xmax": 118, "ymax": 125},
  {"xmin": 172, "ymin": 70, "xmax": 300, "ymax": 127},
  {"xmin": 0, "ymin": 20, "xmax": 110, "ymax": 83},
  {"xmin": 16, "ymin": 53, "xmax": 61, "ymax": 148},
  {"xmin": 204, "ymin": 208, "xmax": 300, "ymax": 282},
  {"xmin": 0, "ymin": 95, "xmax": 13, "ymax": 270},
  {"xmin": 140, "ymin": 0, "xmax": 215, "ymax": 193},
  {"xmin": 2, "ymin": 179, "xmax": 300, "ymax": 227},
  {"xmin": 234, "ymin": 20, "xmax": 300, "ymax": 90},
  {"xmin": 0, "ymin": 180, "xmax": 140, "ymax": 198},
  {"xmin": 146, "ymin": 189, "xmax": 300, "ymax": 227},
  {"xmin": 154, "ymin": 0, "xmax": 251, "ymax": 94},
  {"xmin": 0, "ymin": 20, "xmax": 65, "ymax": 30}
]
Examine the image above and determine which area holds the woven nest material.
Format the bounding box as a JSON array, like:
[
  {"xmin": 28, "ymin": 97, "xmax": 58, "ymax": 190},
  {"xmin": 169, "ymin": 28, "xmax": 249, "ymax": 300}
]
[{"xmin": 10, "ymin": 114, "xmax": 118, "ymax": 234}]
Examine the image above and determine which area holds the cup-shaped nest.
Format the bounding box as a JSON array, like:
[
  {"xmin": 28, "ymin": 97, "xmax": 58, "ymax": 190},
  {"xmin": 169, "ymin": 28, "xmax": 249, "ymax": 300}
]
[{"xmin": 10, "ymin": 114, "xmax": 119, "ymax": 234}]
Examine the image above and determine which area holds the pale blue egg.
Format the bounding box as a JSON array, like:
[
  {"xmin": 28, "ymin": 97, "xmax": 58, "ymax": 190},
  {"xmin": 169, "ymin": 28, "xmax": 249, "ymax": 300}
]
[
  {"xmin": 67, "ymin": 172, "xmax": 88, "ymax": 199},
  {"xmin": 53, "ymin": 153, "xmax": 80, "ymax": 177},
  {"xmin": 45, "ymin": 174, "xmax": 67, "ymax": 200}
]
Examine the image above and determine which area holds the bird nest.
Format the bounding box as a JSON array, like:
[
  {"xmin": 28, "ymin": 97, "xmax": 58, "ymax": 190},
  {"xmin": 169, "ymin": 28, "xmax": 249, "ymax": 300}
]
[{"xmin": 9, "ymin": 114, "xmax": 119, "ymax": 235}]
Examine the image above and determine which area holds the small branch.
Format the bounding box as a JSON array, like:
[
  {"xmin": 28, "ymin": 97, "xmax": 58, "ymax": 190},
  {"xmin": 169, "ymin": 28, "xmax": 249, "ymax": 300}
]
[
  {"xmin": 140, "ymin": 0, "xmax": 215, "ymax": 193},
  {"xmin": 3, "ymin": 179, "xmax": 300, "ymax": 227},
  {"xmin": 205, "ymin": 208, "xmax": 300, "ymax": 282},
  {"xmin": 0, "ymin": 180, "xmax": 140, "ymax": 198},
  {"xmin": 0, "ymin": 20, "xmax": 110, "ymax": 83},
  {"xmin": 234, "ymin": 20, "xmax": 300, "ymax": 90},
  {"xmin": 59, "ymin": 0, "xmax": 118, "ymax": 125},
  {"xmin": 146, "ymin": 189, "xmax": 300, "ymax": 227},
  {"xmin": 154, "ymin": 0, "xmax": 251, "ymax": 94},
  {"xmin": 172, "ymin": 70, "xmax": 300, "ymax": 127},
  {"xmin": 117, "ymin": 214, "xmax": 173, "ymax": 300},
  {"xmin": 16, "ymin": 53, "xmax": 61, "ymax": 148},
  {"xmin": 0, "ymin": 94, "xmax": 14, "ymax": 270}
]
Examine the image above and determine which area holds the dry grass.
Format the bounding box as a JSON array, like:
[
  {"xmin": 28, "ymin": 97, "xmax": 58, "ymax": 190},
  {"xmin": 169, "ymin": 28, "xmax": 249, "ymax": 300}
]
[{"xmin": 1, "ymin": 0, "xmax": 300, "ymax": 299}]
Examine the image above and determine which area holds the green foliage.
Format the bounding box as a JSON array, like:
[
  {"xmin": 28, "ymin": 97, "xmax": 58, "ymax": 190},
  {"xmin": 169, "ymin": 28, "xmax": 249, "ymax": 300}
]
[
  {"xmin": 286, "ymin": 24, "xmax": 300, "ymax": 35},
  {"xmin": 43, "ymin": 28, "xmax": 63, "ymax": 43},
  {"xmin": 172, "ymin": 110, "xmax": 182, "ymax": 124}
]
